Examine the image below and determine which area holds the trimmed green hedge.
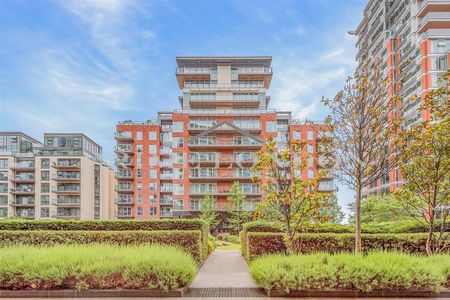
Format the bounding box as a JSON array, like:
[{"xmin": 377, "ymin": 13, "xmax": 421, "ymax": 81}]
[
  {"xmin": 0, "ymin": 219, "xmax": 209, "ymax": 261},
  {"xmin": 0, "ymin": 230, "xmax": 204, "ymax": 263},
  {"xmin": 245, "ymin": 232, "xmax": 449, "ymax": 260}
]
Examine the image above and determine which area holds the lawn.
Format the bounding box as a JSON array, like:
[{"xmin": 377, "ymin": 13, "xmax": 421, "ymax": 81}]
[
  {"xmin": 0, "ymin": 244, "xmax": 197, "ymax": 290},
  {"xmin": 250, "ymin": 252, "xmax": 450, "ymax": 292}
]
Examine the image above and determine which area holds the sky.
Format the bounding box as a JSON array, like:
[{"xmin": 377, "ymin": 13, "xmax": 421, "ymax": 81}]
[{"xmin": 0, "ymin": 0, "xmax": 367, "ymax": 220}]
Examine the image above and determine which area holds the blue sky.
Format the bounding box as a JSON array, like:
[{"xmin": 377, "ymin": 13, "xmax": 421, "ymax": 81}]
[{"xmin": 0, "ymin": 0, "xmax": 366, "ymax": 220}]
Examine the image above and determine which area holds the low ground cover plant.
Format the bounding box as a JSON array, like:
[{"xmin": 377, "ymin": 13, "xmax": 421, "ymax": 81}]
[
  {"xmin": 0, "ymin": 230, "xmax": 203, "ymax": 263},
  {"xmin": 0, "ymin": 244, "xmax": 197, "ymax": 291},
  {"xmin": 250, "ymin": 252, "xmax": 449, "ymax": 292}
]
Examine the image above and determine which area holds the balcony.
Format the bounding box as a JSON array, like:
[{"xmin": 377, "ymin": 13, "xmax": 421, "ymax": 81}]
[
  {"xmin": 115, "ymin": 131, "xmax": 133, "ymax": 141},
  {"xmin": 318, "ymin": 181, "xmax": 336, "ymax": 192},
  {"xmin": 189, "ymin": 174, "xmax": 253, "ymax": 182},
  {"xmin": 11, "ymin": 198, "xmax": 35, "ymax": 206},
  {"xmin": 160, "ymin": 198, "xmax": 173, "ymax": 205},
  {"xmin": 115, "ymin": 159, "xmax": 134, "ymax": 167},
  {"xmin": 184, "ymin": 82, "xmax": 265, "ymax": 91},
  {"xmin": 56, "ymin": 213, "xmax": 80, "ymax": 219},
  {"xmin": 10, "ymin": 187, "xmax": 35, "ymax": 195},
  {"xmin": 53, "ymin": 161, "xmax": 81, "ymax": 169},
  {"xmin": 188, "ymin": 140, "xmax": 261, "ymax": 150},
  {"xmin": 115, "ymin": 185, "xmax": 133, "ymax": 193},
  {"xmin": 15, "ymin": 211, "xmax": 35, "ymax": 219},
  {"xmin": 115, "ymin": 197, "xmax": 134, "ymax": 205},
  {"xmin": 160, "ymin": 186, "xmax": 173, "ymax": 193},
  {"xmin": 189, "ymin": 189, "xmax": 262, "ymax": 196},
  {"xmin": 160, "ymin": 161, "xmax": 173, "ymax": 168},
  {"xmin": 160, "ymin": 211, "xmax": 173, "ymax": 218},
  {"xmin": 160, "ymin": 173, "xmax": 173, "ymax": 180},
  {"xmin": 115, "ymin": 171, "xmax": 133, "ymax": 180},
  {"xmin": 116, "ymin": 211, "xmax": 133, "ymax": 218},
  {"xmin": 52, "ymin": 174, "xmax": 81, "ymax": 182},
  {"xmin": 418, "ymin": 12, "xmax": 450, "ymax": 33},
  {"xmin": 10, "ymin": 175, "xmax": 35, "ymax": 183},
  {"xmin": 52, "ymin": 186, "xmax": 80, "ymax": 194},
  {"xmin": 176, "ymin": 68, "xmax": 212, "ymax": 88},
  {"xmin": 237, "ymin": 68, "xmax": 272, "ymax": 87},
  {"xmin": 115, "ymin": 145, "xmax": 133, "ymax": 154},
  {"xmin": 10, "ymin": 162, "xmax": 35, "ymax": 171},
  {"xmin": 417, "ymin": 0, "xmax": 450, "ymax": 18}
]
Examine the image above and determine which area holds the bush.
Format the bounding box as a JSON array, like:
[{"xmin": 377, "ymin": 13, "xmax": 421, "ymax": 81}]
[
  {"xmin": 0, "ymin": 244, "xmax": 196, "ymax": 290},
  {"xmin": 250, "ymin": 252, "xmax": 449, "ymax": 292},
  {"xmin": 245, "ymin": 233, "xmax": 448, "ymax": 260},
  {"xmin": 0, "ymin": 219, "xmax": 209, "ymax": 261},
  {"xmin": 216, "ymin": 232, "xmax": 230, "ymax": 241},
  {"xmin": 226, "ymin": 235, "xmax": 240, "ymax": 244},
  {"xmin": 0, "ymin": 230, "xmax": 203, "ymax": 263},
  {"xmin": 208, "ymin": 240, "xmax": 216, "ymax": 254},
  {"xmin": 240, "ymin": 221, "xmax": 283, "ymax": 258}
]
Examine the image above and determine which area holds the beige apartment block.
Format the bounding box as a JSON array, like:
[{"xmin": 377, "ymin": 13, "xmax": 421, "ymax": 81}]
[{"xmin": 0, "ymin": 132, "xmax": 115, "ymax": 220}]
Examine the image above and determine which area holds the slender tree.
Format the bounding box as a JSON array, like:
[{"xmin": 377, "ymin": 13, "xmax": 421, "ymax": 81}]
[
  {"xmin": 252, "ymin": 136, "xmax": 332, "ymax": 254},
  {"xmin": 226, "ymin": 181, "xmax": 251, "ymax": 234},
  {"xmin": 322, "ymin": 70, "xmax": 397, "ymax": 253},
  {"xmin": 200, "ymin": 192, "xmax": 219, "ymax": 232},
  {"xmin": 393, "ymin": 70, "xmax": 449, "ymax": 255}
]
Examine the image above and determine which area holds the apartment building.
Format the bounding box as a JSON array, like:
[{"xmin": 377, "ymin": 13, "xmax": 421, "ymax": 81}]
[
  {"xmin": 115, "ymin": 56, "xmax": 334, "ymax": 221},
  {"xmin": 353, "ymin": 0, "xmax": 450, "ymax": 198},
  {"xmin": 0, "ymin": 132, "xmax": 115, "ymax": 220}
]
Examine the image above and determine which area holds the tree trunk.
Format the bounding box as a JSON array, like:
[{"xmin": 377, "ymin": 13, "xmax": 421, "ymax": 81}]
[
  {"xmin": 355, "ymin": 182, "xmax": 362, "ymax": 254},
  {"xmin": 426, "ymin": 209, "xmax": 435, "ymax": 256}
]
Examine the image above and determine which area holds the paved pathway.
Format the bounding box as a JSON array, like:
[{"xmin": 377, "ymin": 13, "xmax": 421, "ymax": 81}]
[{"xmin": 190, "ymin": 250, "xmax": 257, "ymax": 288}]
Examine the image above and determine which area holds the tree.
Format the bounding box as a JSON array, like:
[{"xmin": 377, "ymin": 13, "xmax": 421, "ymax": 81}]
[
  {"xmin": 319, "ymin": 194, "xmax": 345, "ymax": 224},
  {"xmin": 393, "ymin": 70, "xmax": 449, "ymax": 255},
  {"xmin": 200, "ymin": 192, "xmax": 219, "ymax": 232},
  {"xmin": 347, "ymin": 195, "xmax": 412, "ymax": 223},
  {"xmin": 252, "ymin": 136, "xmax": 332, "ymax": 254},
  {"xmin": 226, "ymin": 181, "xmax": 251, "ymax": 234},
  {"xmin": 322, "ymin": 70, "xmax": 397, "ymax": 253}
]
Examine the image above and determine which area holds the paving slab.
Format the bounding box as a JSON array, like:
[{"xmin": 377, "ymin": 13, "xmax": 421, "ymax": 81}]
[{"xmin": 190, "ymin": 250, "xmax": 257, "ymax": 288}]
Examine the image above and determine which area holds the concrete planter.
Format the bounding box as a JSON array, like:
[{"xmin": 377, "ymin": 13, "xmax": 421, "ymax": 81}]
[
  {"xmin": 0, "ymin": 287, "xmax": 187, "ymax": 298},
  {"xmin": 266, "ymin": 288, "xmax": 450, "ymax": 298}
]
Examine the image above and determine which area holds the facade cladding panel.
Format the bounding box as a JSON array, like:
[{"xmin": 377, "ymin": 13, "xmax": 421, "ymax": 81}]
[
  {"xmin": 115, "ymin": 56, "xmax": 334, "ymax": 220},
  {"xmin": 354, "ymin": 0, "xmax": 450, "ymax": 198}
]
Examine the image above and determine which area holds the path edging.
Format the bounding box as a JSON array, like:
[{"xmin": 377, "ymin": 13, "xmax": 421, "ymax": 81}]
[
  {"xmin": 267, "ymin": 288, "xmax": 450, "ymax": 298},
  {"xmin": 0, "ymin": 288, "xmax": 186, "ymax": 298}
]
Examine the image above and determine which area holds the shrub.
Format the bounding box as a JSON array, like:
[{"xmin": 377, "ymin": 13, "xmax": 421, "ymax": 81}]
[
  {"xmin": 0, "ymin": 219, "xmax": 209, "ymax": 261},
  {"xmin": 240, "ymin": 221, "xmax": 283, "ymax": 258},
  {"xmin": 226, "ymin": 235, "xmax": 240, "ymax": 244},
  {"xmin": 250, "ymin": 252, "xmax": 449, "ymax": 292},
  {"xmin": 245, "ymin": 233, "xmax": 448, "ymax": 260},
  {"xmin": 216, "ymin": 232, "xmax": 230, "ymax": 241},
  {"xmin": 0, "ymin": 230, "xmax": 203, "ymax": 263},
  {"xmin": 207, "ymin": 240, "xmax": 216, "ymax": 254},
  {"xmin": 0, "ymin": 244, "xmax": 196, "ymax": 290}
]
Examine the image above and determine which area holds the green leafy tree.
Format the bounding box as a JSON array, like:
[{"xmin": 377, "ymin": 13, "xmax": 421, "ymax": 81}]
[
  {"xmin": 347, "ymin": 195, "xmax": 412, "ymax": 223},
  {"xmin": 393, "ymin": 70, "xmax": 450, "ymax": 255},
  {"xmin": 226, "ymin": 181, "xmax": 251, "ymax": 234},
  {"xmin": 200, "ymin": 193, "xmax": 219, "ymax": 232},
  {"xmin": 252, "ymin": 136, "xmax": 332, "ymax": 254},
  {"xmin": 322, "ymin": 70, "xmax": 397, "ymax": 253},
  {"xmin": 319, "ymin": 194, "xmax": 345, "ymax": 224}
]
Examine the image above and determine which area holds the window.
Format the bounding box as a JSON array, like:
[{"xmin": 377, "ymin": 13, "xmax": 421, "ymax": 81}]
[
  {"xmin": 137, "ymin": 154, "xmax": 142, "ymax": 166},
  {"xmin": 41, "ymin": 183, "xmax": 49, "ymax": 193},
  {"xmin": 307, "ymin": 144, "xmax": 314, "ymax": 154},
  {"xmin": 136, "ymin": 144, "xmax": 143, "ymax": 153},
  {"xmin": 307, "ymin": 130, "xmax": 314, "ymax": 140},
  {"xmin": 137, "ymin": 194, "xmax": 142, "ymax": 204},
  {"xmin": 149, "ymin": 157, "xmax": 157, "ymax": 166},
  {"xmin": 173, "ymin": 184, "xmax": 184, "ymax": 195},
  {"xmin": 149, "ymin": 145, "xmax": 157, "ymax": 154},
  {"xmin": 308, "ymin": 156, "xmax": 314, "ymax": 167},
  {"xmin": 308, "ymin": 169, "xmax": 314, "ymax": 179},
  {"xmin": 0, "ymin": 159, "xmax": 8, "ymax": 169},
  {"xmin": 149, "ymin": 182, "xmax": 157, "ymax": 191},
  {"xmin": 148, "ymin": 131, "xmax": 157, "ymax": 140},
  {"xmin": 41, "ymin": 171, "xmax": 50, "ymax": 181},
  {"xmin": 137, "ymin": 207, "xmax": 143, "ymax": 216},
  {"xmin": 173, "ymin": 168, "xmax": 183, "ymax": 179},
  {"xmin": 137, "ymin": 182, "xmax": 142, "ymax": 191},
  {"xmin": 0, "ymin": 171, "xmax": 7, "ymax": 181},
  {"xmin": 293, "ymin": 131, "xmax": 301, "ymax": 140},
  {"xmin": 41, "ymin": 195, "xmax": 49, "ymax": 205},
  {"xmin": 149, "ymin": 195, "xmax": 157, "ymax": 203},
  {"xmin": 190, "ymin": 199, "xmax": 200, "ymax": 210},
  {"xmin": 0, "ymin": 195, "xmax": 7, "ymax": 205},
  {"xmin": 174, "ymin": 153, "xmax": 184, "ymax": 164},
  {"xmin": 0, "ymin": 183, "xmax": 8, "ymax": 193},
  {"xmin": 173, "ymin": 199, "xmax": 183, "ymax": 210},
  {"xmin": 149, "ymin": 170, "xmax": 157, "ymax": 179},
  {"xmin": 149, "ymin": 207, "xmax": 157, "ymax": 216},
  {"xmin": 136, "ymin": 131, "xmax": 142, "ymax": 140},
  {"xmin": 40, "ymin": 207, "xmax": 49, "ymax": 218},
  {"xmin": 172, "ymin": 137, "xmax": 184, "ymax": 148},
  {"xmin": 266, "ymin": 121, "xmax": 277, "ymax": 132},
  {"xmin": 172, "ymin": 122, "xmax": 184, "ymax": 132},
  {"xmin": 41, "ymin": 159, "xmax": 50, "ymax": 169},
  {"xmin": 136, "ymin": 168, "xmax": 142, "ymax": 178}
]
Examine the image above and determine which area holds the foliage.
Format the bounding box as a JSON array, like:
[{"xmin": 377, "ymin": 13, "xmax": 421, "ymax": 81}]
[
  {"xmin": 245, "ymin": 232, "xmax": 449, "ymax": 260},
  {"xmin": 322, "ymin": 70, "xmax": 397, "ymax": 253},
  {"xmin": 0, "ymin": 230, "xmax": 204, "ymax": 263},
  {"xmin": 252, "ymin": 136, "xmax": 332, "ymax": 254},
  {"xmin": 348, "ymin": 195, "xmax": 413, "ymax": 223},
  {"xmin": 318, "ymin": 194, "xmax": 345, "ymax": 224},
  {"xmin": 226, "ymin": 181, "xmax": 251, "ymax": 234},
  {"xmin": 207, "ymin": 240, "xmax": 216, "ymax": 254},
  {"xmin": 393, "ymin": 70, "xmax": 450, "ymax": 255},
  {"xmin": 200, "ymin": 193, "xmax": 219, "ymax": 231},
  {"xmin": 0, "ymin": 219, "xmax": 210, "ymax": 261},
  {"xmin": 0, "ymin": 244, "xmax": 196, "ymax": 291},
  {"xmin": 250, "ymin": 252, "xmax": 449, "ymax": 292}
]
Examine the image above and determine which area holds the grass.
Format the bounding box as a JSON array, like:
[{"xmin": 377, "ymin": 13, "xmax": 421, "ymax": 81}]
[
  {"xmin": 0, "ymin": 244, "xmax": 197, "ymax": 291},
  {"xmin": 216, "ymin": 243, "xmax": 241, "ymax": 250},
  {"xmin": 250, "ymin": 252, "xmax": 450, "ymax": 292}
]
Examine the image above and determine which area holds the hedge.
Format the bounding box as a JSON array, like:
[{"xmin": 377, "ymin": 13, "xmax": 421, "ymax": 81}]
[
  {"xmin": 245, "ymin": 232, "xmax": 449, "ymax": 260},
  {"xmin": 0, "ymin": 219, "xmax": 209, "ymax": 261},
  {"xmin": 0, "ymin": 230, "xmax": 204, "ymax": 263}
]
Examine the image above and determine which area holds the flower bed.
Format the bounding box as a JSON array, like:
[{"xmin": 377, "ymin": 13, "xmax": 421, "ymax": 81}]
[
  {"xmin": 250, "ymin": 252, "xmax": 450, "ymax": 293},
  {"xmin": 0, "ymin": 244, "xmax": 197, "ymax": 291}
]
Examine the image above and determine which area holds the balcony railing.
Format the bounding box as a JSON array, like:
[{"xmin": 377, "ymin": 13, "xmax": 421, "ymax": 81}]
[
  {"xmin": 160, "ymin": 212, "xmax": 173, "ymax": 218},
  {"xmin": 184, "ymin": 82, "xmax": 265, "ymax": 89},
  {"xmin": 11, "ymin": 162, "xmax": 35, "ymax": 169},
  {"xmin": 115, "ymin": 145, "xmax": 133, "ymax": 152},
  {"xmin": 10, "ymin": 187, "xmax": 35, "ymax": 193},
  {"xmin": 53, "ymin": 161, "xmax": 81, "ymax": 168},
  {"xmin": 237, "ymin": 67, "xmax": 272, "ymax": 74},
  {"xmin": 15, "ymin": 211, "xmax": 35, "ymax": 218},
  {"xmin": 115, "ymin": 185, "xmax": 133, "ymax": 191},
  {"xmin": 53, "ymin": 186, "xmax": 80, "ymax": 193},
  {"xmin": 11, "ymin": 175, "xmax": 35, "ymax": 181},
  {"xmin": 115, "ymin": 172, "xmax": 133, "ymax": 179},
  {"xmin": 116, "ymin": 197, "xmax": 134, "ymax": 204},
  {"xmin": 116, "ymin": 211, "xmax": 133, "ymax": 217}
]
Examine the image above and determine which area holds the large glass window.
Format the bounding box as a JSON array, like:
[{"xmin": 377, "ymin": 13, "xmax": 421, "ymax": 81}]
[
  {"xmin": 266, "ymin": 121, "xmax": 277, "ymax": 132},
  {"xmin": 172, "ymin": 122, "xmax": 184, "ymax": 132},
  {"xmin": 148, "ymin": 131, "xmax": 157, "ymax": 140}
]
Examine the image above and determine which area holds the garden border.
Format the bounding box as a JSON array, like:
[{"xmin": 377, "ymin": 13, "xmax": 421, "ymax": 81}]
[
  {"xmin": 0, "ymin": 288, "xmax": 187, "ymax": 298},
  {"xmin": 266, "ymin": 288, "xmax": 450, "ymax": 298}
]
